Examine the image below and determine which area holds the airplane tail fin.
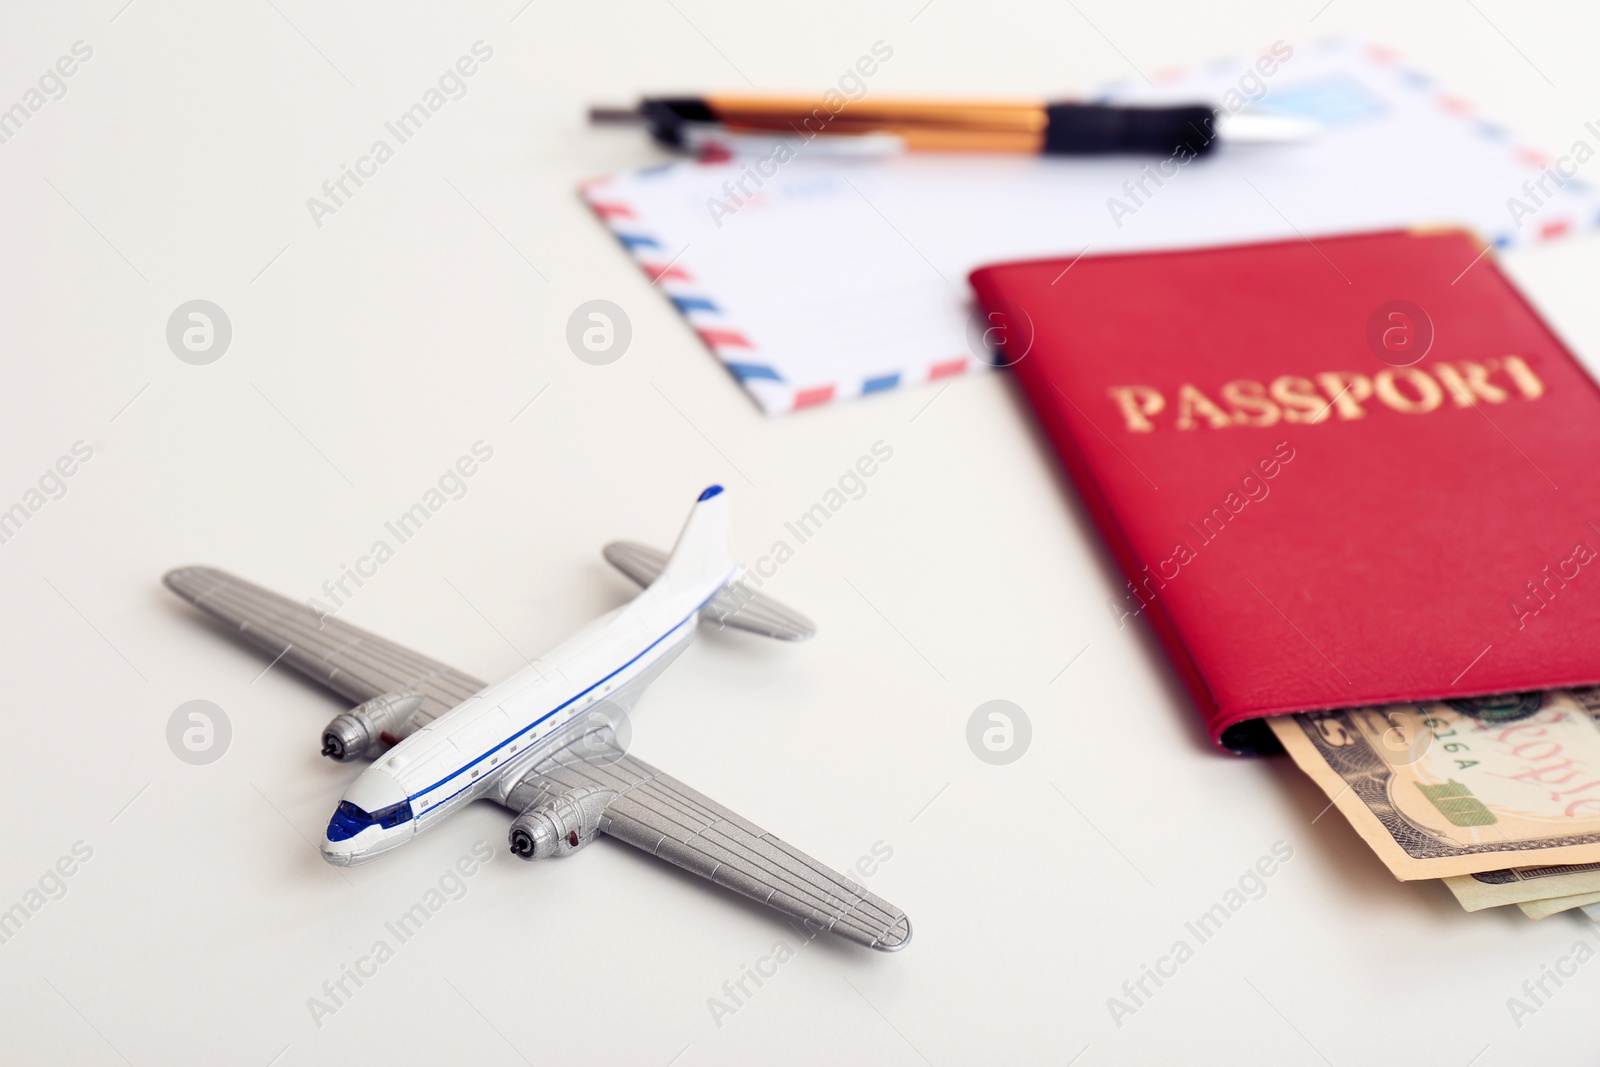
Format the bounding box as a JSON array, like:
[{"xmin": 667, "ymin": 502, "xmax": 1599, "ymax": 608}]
[{"xmin": 657, "ymin": 485, "xmax": 737, "ymax": 595}]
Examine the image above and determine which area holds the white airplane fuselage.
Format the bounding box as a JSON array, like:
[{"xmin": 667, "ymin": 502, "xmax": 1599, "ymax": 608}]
[{"xmin": 321, "ymin": 494, "xmax": 735, "ymax": 866}]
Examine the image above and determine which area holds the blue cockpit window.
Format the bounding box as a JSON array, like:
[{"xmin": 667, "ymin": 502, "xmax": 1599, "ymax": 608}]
[
  {"xmin": 375, "ymin": 801, "xmax": 411, "ymax": 828},
  {"xmin": 327, "ymin": 799, "xmax": 413, "ymax": 841}
]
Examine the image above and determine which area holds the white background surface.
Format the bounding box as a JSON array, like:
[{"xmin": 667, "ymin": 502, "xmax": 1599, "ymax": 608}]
[{"xmin": 2, "ymin": 2, "xmax": 1598, "ymax": 1065}]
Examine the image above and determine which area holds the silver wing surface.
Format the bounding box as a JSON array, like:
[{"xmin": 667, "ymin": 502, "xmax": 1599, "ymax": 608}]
[
  {"xmin": 502, "ymin": 725, "xmax": 910, "ymax": 951},
  {"xmin": 602, "ymin": 541, "xmax": 816, "ymax": 642},
  {"xmin": 164, "ymin": 566, "xmax": 484, "ymax": 732},
  {"xmin": 164, "ymin": 566, "xmax": 909, "ymax": 951}
]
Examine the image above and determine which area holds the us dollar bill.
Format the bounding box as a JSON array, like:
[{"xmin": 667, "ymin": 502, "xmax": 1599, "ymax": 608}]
[
  {"xmin": 1269, "ymin": 688, "xmax": 1600, "ymax": 880},
  {"xmin": 1441, "ymin": 687, "xmax": 1600, "ymax": 909},
  {"xmin": 1519, "ymin": 888, "xmax": 1600, "ymax": 921},
  {"xmin": 1444, "ymin": 862, "xmax": 1600, "ymax": 911}
]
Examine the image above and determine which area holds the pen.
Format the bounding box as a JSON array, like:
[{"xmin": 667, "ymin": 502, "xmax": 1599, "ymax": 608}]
[{"xmin": 589, "ymin": 96, "xmax": 1317, "ymax": 158}]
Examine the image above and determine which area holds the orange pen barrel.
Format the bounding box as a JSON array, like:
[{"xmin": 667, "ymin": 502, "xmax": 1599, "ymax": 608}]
[{"xmin": 703, "ymin": 94, "xmax": 1050, "ymax": 153}]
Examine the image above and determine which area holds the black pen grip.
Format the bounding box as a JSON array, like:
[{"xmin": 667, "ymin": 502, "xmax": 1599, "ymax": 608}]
[{"xmin": 1043, "ymin": 103, "xmax": 1219, "ymax": 157}]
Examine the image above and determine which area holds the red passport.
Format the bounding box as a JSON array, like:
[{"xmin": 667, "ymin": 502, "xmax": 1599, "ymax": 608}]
[{"xmin": 970, "ymin": 229, "xmax": 1600, "ymax": 753}]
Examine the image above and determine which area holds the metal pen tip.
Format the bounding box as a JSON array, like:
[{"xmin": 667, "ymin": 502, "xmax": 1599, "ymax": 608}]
[{"xmin": 1215, "ymin": 109, "xmax": 1324, "ymax": 144}]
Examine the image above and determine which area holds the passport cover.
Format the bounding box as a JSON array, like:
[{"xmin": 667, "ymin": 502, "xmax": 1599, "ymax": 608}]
[{"xmin": 970, "ymin": 229, "xmax": 1600, "ymax": 753}]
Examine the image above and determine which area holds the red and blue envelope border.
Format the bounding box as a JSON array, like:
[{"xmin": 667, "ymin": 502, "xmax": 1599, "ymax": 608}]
[{"xmin": 579, "ymin": 170, "xmax": 980, "ymax": 415}]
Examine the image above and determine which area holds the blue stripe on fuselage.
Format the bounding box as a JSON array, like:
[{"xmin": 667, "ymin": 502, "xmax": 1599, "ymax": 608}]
[{"xmin": 404, "ymin": 590, "xmax": 719, "ymax": 813}]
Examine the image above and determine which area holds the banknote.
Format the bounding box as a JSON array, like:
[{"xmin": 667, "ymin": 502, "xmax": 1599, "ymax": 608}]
[
  {"xmin": 1519, "ymin": 888, "xmax": 1600, "ymax": 921},
  {"xmin": 1440, "ymin": 688, "xmax": 1600, "ymax": 909},
  {"xmin": 1444, "ymin": 862, "xmax": 1600, "ymax": 911},
  {"xmin": 1269, "ymin": 690, "xmax": 1600, "ymax": 880}
]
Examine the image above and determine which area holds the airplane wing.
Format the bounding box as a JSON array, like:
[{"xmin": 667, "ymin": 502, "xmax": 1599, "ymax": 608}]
[
  {"xmin": 164, "ymin": 566, "xmax": 909, "ymax": 950},
  {"xmin": 163, "ymin": 566, "xmax": 486, "ymax": 732},
  {"xmin": 602, "ymin": 541, "xmax": 816, "ymax": 642},
  {"xmin": 502, "ymin": 728, "xmax": 911, "ymax": 952}
]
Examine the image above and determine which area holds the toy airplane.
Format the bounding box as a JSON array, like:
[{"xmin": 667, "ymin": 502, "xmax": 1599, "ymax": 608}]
[{"xmin": 165, "ymin": 486, "xmax": 909, "ymax": 951}]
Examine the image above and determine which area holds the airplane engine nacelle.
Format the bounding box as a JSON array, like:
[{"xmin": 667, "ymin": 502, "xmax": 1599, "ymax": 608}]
[
  {"xmin": 508, "ymin": 786, "xmax": 617, "ymax": 860},
  {"xmin": 321, "ymin": 691, "xmax": 424, "ymax": 762}
]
